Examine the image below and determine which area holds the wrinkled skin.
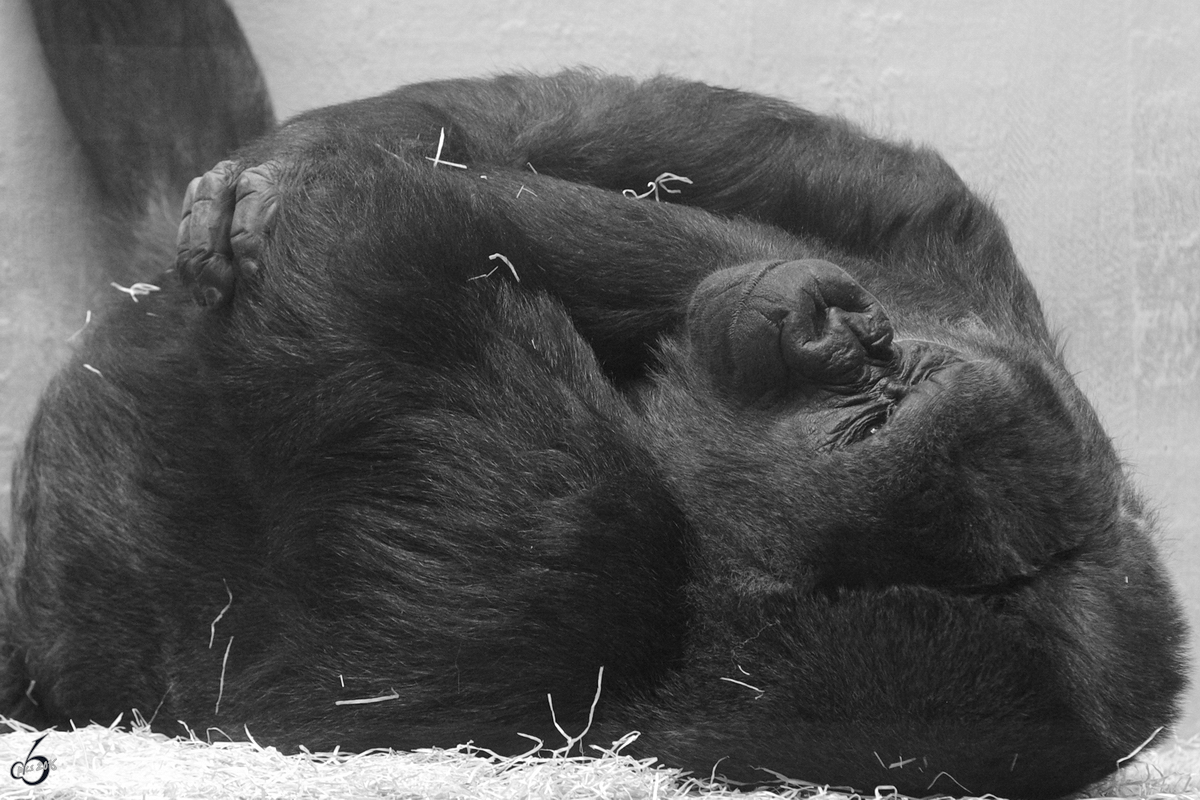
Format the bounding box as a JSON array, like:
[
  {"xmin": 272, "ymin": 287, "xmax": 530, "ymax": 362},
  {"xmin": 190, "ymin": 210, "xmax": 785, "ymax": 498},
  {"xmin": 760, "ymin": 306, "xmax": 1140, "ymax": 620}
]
[{"xmin": 1, "ymin": 3, "xmax": 1187, "ymax": 798}]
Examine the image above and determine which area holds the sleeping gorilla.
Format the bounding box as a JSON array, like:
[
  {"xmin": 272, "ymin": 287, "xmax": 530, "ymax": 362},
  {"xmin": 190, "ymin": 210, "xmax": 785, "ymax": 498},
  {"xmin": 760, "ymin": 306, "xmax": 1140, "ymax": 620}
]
[{"xmin": 1, "ymin": 1, "xmax": 1187, "ymax": 797}]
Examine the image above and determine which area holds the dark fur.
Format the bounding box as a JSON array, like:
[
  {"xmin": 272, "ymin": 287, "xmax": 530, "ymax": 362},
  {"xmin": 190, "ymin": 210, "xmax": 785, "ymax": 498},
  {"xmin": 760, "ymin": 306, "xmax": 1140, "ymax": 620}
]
[{"xmin": 2, "ymin": 2, "xmax": 1187, "ymax": 797}]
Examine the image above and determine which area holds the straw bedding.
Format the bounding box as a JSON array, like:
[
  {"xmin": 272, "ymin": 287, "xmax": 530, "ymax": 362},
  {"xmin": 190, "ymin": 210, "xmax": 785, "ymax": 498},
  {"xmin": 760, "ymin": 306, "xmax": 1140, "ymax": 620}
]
[{"xmin": 1, "ymin": 717, "xmax": 1196, "ymax": 800}]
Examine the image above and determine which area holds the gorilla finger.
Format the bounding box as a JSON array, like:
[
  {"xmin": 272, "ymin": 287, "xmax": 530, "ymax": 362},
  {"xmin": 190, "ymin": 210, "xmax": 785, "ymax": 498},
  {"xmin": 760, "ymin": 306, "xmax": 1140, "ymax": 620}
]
[
  {"xmin": 190, "ymin": 254, "xmax": 237, "ymax": 307},
  {"xmin": 229, "ymin": 162, "xmax": 282, "ymax": 268}
]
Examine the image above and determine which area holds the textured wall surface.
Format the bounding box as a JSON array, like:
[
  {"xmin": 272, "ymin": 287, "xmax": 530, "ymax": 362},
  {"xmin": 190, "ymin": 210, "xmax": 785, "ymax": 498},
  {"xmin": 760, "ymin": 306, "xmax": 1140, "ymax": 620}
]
[{"xmin": 2, "ymin": 0, "xmax": 1198, "ymax": 732}]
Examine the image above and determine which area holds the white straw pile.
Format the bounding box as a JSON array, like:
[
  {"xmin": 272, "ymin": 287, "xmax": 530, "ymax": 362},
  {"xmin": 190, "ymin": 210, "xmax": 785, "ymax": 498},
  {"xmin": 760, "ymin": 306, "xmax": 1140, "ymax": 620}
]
[{"xmin": 0, "ymin": 716, "xmax": 1196, "ymax": 800}]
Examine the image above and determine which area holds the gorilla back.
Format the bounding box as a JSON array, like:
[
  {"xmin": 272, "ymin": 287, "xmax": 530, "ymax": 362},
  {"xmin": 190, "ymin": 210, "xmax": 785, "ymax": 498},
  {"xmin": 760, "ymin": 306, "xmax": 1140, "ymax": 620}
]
[{"xmin": 1, "ymin": 2, "xmax": 1187, "ymax": 797}]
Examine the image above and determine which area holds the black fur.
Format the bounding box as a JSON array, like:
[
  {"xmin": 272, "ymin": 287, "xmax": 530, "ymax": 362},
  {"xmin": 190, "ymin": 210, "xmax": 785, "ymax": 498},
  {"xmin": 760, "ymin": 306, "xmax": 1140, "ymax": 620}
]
[
  {"xmin": 2, "ymin": 2, "xmax": 1187, "ymax": 797},
  {"xmin": 28, "ymin": 0, "xmax": 273, "ymax": 283}
]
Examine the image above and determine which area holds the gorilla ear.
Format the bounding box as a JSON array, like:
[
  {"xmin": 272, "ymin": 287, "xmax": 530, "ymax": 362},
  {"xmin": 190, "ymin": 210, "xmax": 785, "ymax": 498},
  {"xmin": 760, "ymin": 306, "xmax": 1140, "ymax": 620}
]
[{"xmin": 687, "ymin": 259, "xmax": 894, "ymax": 401}]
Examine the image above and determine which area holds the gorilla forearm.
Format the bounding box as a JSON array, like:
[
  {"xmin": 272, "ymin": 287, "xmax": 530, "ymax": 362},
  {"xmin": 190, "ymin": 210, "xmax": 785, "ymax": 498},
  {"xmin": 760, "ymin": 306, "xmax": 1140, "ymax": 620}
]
[{"xmin": 286, "ymin": 72, "xmax": 1040, "ymax": 337}]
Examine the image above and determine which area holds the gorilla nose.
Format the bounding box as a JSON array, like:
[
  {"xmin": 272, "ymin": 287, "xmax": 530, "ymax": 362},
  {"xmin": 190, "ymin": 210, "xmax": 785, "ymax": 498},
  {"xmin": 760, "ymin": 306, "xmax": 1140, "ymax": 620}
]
[{"xmin": 688, "ymin": 259, "xmax": 895, "ymax": 400}]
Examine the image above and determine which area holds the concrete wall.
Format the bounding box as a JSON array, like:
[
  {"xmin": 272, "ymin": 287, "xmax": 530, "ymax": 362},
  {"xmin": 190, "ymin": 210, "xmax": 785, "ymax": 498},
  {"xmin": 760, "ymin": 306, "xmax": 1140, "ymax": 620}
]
[{"xmin": 2, "ymin": 0, "xmax": 1198, "ymax": 732}]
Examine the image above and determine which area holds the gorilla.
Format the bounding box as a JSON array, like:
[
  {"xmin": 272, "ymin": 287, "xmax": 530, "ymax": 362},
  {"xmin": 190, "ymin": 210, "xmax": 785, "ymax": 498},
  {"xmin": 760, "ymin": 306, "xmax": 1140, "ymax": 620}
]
[{"xmin": 1, "ymin": 1, "xmax": 1187, "ymax": 797}]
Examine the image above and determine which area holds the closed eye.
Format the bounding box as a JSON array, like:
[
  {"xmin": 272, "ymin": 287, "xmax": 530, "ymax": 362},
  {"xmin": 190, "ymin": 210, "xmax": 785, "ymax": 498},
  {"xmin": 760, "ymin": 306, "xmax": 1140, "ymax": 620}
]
[
  {"xmin": 835, "ymin": 402, "xmax": 896, "ymax": 445},
  {"xmin": 856, "ymin": 408, "xmax": 892, "ymax": 440}
]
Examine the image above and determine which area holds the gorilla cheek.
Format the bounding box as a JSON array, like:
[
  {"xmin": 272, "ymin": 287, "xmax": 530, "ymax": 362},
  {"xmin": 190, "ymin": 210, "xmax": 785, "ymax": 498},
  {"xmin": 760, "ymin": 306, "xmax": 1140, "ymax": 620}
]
[{"xmin": 687, "ymin": 259, "xmax": 895, "ymax": 401}]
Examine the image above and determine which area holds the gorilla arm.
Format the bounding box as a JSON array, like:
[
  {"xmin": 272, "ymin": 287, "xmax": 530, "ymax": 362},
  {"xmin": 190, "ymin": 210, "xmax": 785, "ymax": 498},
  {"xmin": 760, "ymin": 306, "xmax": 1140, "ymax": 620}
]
[
  {"xmin": 177, "ymin": 130, "xmax": 817, "ymax": 380},
  {"xmin": 289, "ymin": 71, "xmax": 1043, "ymax": 339}
]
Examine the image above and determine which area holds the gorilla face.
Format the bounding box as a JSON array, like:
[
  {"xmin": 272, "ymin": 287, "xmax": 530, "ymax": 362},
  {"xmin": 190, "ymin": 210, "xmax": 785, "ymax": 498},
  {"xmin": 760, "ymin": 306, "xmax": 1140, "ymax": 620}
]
[{"xmin": 648, "ymin": 258, "xmax": 1117, "ymax": 597}]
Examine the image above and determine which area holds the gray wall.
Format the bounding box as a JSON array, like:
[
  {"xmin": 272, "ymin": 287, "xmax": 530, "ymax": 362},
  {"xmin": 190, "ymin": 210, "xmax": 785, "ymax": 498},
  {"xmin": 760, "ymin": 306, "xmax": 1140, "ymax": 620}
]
[{"xmin": 2, "ymin": 0, "xmax": 1198, "ymax": 733}]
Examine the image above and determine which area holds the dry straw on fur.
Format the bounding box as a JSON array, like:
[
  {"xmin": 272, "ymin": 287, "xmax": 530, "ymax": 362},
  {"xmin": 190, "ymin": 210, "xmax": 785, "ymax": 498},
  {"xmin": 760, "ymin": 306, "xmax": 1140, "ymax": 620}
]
[{"xmin": 1, "ymin": 715, "xmax": 1197, "ymax": 800}]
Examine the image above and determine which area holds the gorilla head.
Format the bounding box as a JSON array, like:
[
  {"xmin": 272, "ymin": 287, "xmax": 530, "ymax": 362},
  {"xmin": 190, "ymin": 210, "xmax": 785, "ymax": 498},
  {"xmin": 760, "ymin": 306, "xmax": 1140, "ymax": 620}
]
[{"xmin": 647, "ymin": 258, "xmax": 1119, "ymax": 597}]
